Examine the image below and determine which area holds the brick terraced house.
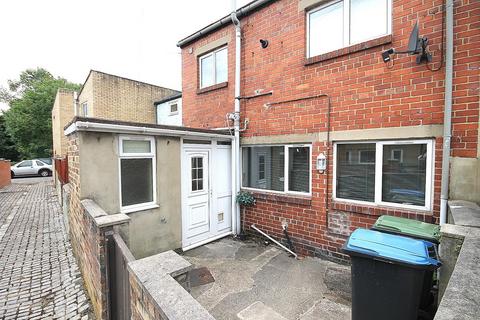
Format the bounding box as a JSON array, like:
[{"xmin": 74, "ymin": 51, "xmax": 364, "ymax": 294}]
[{"xmin": 177, "ymin": 0, "xmax": 479, "ymax": 260}]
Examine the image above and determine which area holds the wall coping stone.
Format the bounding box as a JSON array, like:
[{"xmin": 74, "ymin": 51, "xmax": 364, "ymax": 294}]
[
  {"xmin": 435, "ymin": 220, "xmax": 480, "ymax": 319},
  {"xmin": 81, "ymin": 199, "xmax": 130, "ymax": 227},
  {"xmin": 128, "ymin": 251, "xmax": 215, "ymax": 320},
  {"xmin": 448, "ymin": 200, "xmax": 480, "ymax": 228}
]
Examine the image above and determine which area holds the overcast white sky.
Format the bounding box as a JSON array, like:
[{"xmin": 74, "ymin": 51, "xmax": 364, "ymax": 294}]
[{"xmin": 0, "ymin": 0, "xmax": 250, "ymax": 111}]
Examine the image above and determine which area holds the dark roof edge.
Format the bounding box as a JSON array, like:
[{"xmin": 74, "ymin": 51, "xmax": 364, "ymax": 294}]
[
  {"xmin": 177, "ymin": 0, "xmax": 277, "ymax": 48},
  {"xmin": 63, "ymin": 116, "xmax": 230, "ymax": 136},
  {"xmin": 154, "ymin": 93, "xmax": 182, "ymax": 106}
]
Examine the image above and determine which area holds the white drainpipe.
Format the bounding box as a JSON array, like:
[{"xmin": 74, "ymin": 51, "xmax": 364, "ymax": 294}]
[
  {"xmin": 231, "ymin": 0, "xmax": 242, "ymax": 234},
  {"xmin": 440, "ymin": 0, "xmax": 454, "ymax": 225},
  {"xmin": 73, "ymin": 91, "xmax": 78, "ymax": 116}
]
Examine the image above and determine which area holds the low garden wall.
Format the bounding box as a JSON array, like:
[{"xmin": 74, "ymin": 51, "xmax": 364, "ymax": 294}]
[
  {"xmin": 435, "ymin": 201, "xmax": 480, "ymax": 319},
  {"xmin": 128, "ymin": 251, "xmax": 215, "ymax": 320},
  {"xmin": 68, "ymin": 198, "xmax": 129, "ymax": 319}
]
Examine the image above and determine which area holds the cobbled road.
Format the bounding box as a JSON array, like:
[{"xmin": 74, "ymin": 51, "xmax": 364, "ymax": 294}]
[{"xmin": 0, "ymin": 179, "xmax": 92, "ymax": 319}]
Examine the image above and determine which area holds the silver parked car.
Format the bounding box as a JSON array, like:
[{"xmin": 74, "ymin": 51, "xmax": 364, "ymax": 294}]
[{"xmin": 11, "ymin": 159, "xmax": 53, "ymax": 178}]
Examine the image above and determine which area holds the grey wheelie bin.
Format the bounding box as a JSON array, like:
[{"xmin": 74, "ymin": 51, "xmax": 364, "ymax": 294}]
[{"xmin": 343, "ymin": 229, "xmax": 441, "ymax": 320}]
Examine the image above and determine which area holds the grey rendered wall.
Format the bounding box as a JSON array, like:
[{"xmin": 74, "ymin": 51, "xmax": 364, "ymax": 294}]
[
  {"xmin": 449, "ymin": 157, "xmax": 480, "ymax": 204},
  {"xmin": 78, "ymin": 131, "xmax": 182, "ymax": 259},
  {"xmin": 125, "ymin": 136, "xmax": 182, "ymax": 259}
]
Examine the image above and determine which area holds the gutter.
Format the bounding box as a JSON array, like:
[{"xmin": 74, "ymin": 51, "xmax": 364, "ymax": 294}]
[
  {"xmin": 440, "ymin": 0, "xmax": 454, "ymax": 225},
  {"xmin": 64, "ymin": 121, "xmax": 233, "ymax": 140},
  {"xmin": 177, "ymin": 0, "xmax": 276, "ymax": 48}
]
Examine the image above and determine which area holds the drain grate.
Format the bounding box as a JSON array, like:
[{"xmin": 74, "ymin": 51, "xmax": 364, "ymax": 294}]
[{"xmin": 189, "ymin": 267, "xmax": 215, "ymax": 287}]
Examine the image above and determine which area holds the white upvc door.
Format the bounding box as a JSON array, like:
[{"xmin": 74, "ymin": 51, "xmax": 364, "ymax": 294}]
[{"xmin": 182, "ymin": 142, "xmax": 232, "ymax": 250}]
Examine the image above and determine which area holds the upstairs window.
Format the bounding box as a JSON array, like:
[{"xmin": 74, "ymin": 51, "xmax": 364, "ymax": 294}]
[
  {"xmin": 199, "ymin": 46, "xmax": 228, "ymax": 88},
  {"xmin": 81, "ymin": 102, "xmax": 89, "ymax": 117},
  {"xmin": 307, "ymin": 0, "xmax": 391, "ymax": 57},
  {"xmin": 170, "ymin": 103, "xmax": 178, "ymax": 115}
]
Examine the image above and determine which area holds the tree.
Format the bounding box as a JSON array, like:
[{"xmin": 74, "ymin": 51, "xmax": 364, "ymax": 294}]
[
  {"xmin": 1, "ymin": 68, "xmax": 81, "ymax": 159},
  {"xmin": 0, "ymin": 114, "xmax": 20, "ymax": 162}
]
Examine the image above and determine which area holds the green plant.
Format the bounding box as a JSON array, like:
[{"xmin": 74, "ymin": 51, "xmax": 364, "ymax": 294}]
[{"xmin": 236, "ymin": 191, "xmax": 256, "ymax": 207}]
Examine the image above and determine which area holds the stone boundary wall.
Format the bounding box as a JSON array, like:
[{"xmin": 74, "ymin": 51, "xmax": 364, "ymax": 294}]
[
  {"xmin": 0, "ymin": 159, "xmax": 11, "ymax": 189},
  {"xmin": 128, "ymin": 251, "xmax": 215, "ymax": 320},
  {"xmin": 435, "ymin": 201, "xmax": 480, "ymax": 319},
  {"xmin": 69, "ymin": 197, "xmax": 129, "ymax": 319}
]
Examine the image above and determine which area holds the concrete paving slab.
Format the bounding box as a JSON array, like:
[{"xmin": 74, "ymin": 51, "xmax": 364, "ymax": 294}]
[
  {"xmin": 299, "ymin": 297, "xmax": 351, "ymax": 320},
  {"xmin": 183, "ymin": 237, "xmax": 351, "ymax": 320},
  {"xmin": 237, "ymin": 301, "xmax": 288, "ymax": 320}
]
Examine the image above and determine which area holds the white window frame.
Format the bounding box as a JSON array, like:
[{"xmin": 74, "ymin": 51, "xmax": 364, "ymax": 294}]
[
  {"xmin": 169, "ymin": 101, "xmax": 179, "ymax": 116},
  {"xmin": 358, "ymin": 149, "xmax": 376, "ymax": 165},
  {"xmin": 241, "ymin": 144, "xmax": 312, "ymax": 196},
  {"xmin": 333, "ymin": 139, "xmax": 434, "ymax": 211},
  {"xmin": 190, "ymin": 155, "xmax": 206, "ymax": 193},
  {"xmin": 82, "ymin": 102, "xmax": 89, "ymax": 117},
  {"xmin": 306, "ymin": 0, "xmax": 392, "ymax": 58},
  {"xmin": 118, "ymin": 135, "xmax": 157, "ymax": 214},
  {"xmin": 199, "ymin": 46, "xmax": 228, "ymax": 89},
  {"xmin": 345, "ymin": 150, "xmax": 353, "ymax": 164},
  {"xmin": 257, "ymin": 154, "xmax": 266, "ymax": 182},
  {"xmin": 390, "ymin": 149, "xmax": 404, "ymax": 162}
]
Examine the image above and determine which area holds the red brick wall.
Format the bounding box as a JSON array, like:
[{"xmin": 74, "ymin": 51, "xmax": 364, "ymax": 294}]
[
  {"xmin": 0, "ymin": 160, "xmax": 12, "ymax": 189},
  {"xmin": 181, "ymin": 0, "xmax": 480, "ymax": 259}
]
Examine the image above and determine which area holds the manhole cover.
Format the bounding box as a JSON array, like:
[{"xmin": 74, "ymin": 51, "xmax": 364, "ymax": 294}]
[{"xmin": 189, "ymin": 267, "xmax": 215, "ymax": 287}]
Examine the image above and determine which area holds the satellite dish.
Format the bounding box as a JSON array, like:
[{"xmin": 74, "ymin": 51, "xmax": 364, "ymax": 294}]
[
  {"xmin": 381, "ymin": 21, "xmax": 432, "ymax": 65},
  {"xmin": 408, "ymin": 22, "xmax": 420, "ymax": 54}
]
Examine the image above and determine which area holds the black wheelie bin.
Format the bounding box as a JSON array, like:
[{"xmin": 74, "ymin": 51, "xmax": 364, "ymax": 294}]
[{"xmin": 343, "ymin": 229, "xmax": 441, "ymax": 320}]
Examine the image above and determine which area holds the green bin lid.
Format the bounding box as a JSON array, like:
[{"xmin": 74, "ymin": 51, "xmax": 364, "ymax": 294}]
[{"xmin": 372, "ymin": 215, "xmax": 440, "ymax": 243}]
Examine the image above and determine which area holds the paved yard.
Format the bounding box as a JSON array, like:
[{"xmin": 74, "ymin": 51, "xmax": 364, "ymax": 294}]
[
  {"xmin": 183, "ymin": 237, "xmax": 352, "ymax": 320},
  {"xmin": 0, "ymin": 180, "xmax": 92, "ymax": 319}
]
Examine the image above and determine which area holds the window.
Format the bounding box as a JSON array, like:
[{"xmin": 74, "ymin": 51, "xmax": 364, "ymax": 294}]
[
  {"xmin": 307, "ymin": 0, "xmax": 391, "ymax": 57},
  {"xmin": 242, "ymin": 145, "xmax": 311, "ymax": 195},
  {"xmin": 170, "ymin": 103, "xmax": 178, "ymax": 115},
  {"xmin": 359, "ymin": 149, "xmax": 375, "ymax": 164},
  {"xmin": 334, "ymin": 140, "xmax": 433, "ymax": 210},
  {"xmin": 18, "ymin": 160, "xmax": 32, "ymax": 167},
  {"xmin": 82, "ymin": 102, "xmax": 89, "ymax": 116},
  {"xmin": 258, "ymin": 155, "xmax": 266, "ymax": 181},
  {"xmin": 199, "ymin": 46, "xmax": 228, "ymax": 88},
  {"xmin": 119, "ymin": 136, "xmax": 156, "ymax": 213},
  {"xmin": 390, "ymin": 149, "xmax": 404, "ymax": 162},
  {"xmin": 35, "ymin": 160, "xmax": 45, "ymax": 166},
  {"xmin": 191, "ymin": 157, "xmax": 204, "ymax": 192}
]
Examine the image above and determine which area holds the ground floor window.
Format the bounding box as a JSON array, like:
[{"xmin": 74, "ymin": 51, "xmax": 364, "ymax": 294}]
[
  {"xmin": 119, "ymin": 136, "xmax": 156, "ymax": 212},
  {"xmin": 334, "ymin": 140, "xmax": 433, "ymax": 210},
  {"xmin": 242, "ymin": 145, "xmax": 311, "ymax": 195}
]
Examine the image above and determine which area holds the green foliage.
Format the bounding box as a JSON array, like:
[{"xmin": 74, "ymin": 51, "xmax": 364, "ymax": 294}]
[
  {"xmin": 1, "ymin": 68, "xmax": 81, "ymax": 158},
  {"xmin": 0, "ymin": 115, "xmax": 20, "ymax": 162},
  {"xmin": 236, "ymin": 191, "xmax": 256, "ymax": 207}
]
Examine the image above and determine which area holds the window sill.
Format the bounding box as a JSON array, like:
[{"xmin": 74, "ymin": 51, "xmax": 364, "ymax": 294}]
[
  {"xmin": 121, "ymin": 203, "xmax": 159, "ymax": 214},
  {"xmin": 245, "ymin": 189, "xmax": 312, "ymax": 206},
  {"xmin": 197, "ymin": 82, "xmax": 228, "ymax": 94},
  {"xmin": 331, "ymin": 200, "xmax": 434, "ymax": 219},
  {"xmin": 305, "ymin": 34, "xmax": 392, "ymax": 66}
]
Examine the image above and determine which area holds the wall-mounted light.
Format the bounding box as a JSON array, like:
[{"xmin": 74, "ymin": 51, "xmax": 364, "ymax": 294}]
[
  {"xmin": 382, "ymin": 48, "xmax": 395, "ymax": 63},
  {"xmin": 259, "ymin": 39, "xmax": 269, "ymax": 49},
  {"xmin": 316, "ymin": 153, "xmax": 327, "ymax": 173}
]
